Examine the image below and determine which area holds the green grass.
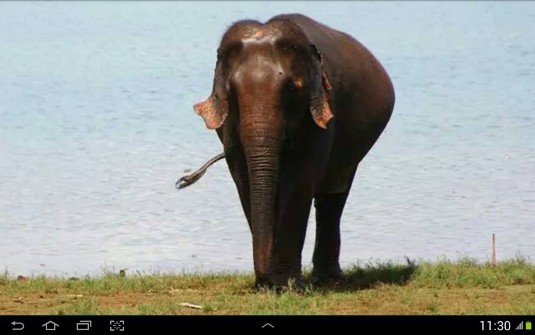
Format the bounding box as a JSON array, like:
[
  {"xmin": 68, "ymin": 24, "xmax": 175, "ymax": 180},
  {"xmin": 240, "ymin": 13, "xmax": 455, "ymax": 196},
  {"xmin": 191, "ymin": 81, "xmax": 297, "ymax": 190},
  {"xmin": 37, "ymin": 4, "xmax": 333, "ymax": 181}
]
[{"xmin": 1, "ymin": 258, "xmax": 534, "ymax": 315}]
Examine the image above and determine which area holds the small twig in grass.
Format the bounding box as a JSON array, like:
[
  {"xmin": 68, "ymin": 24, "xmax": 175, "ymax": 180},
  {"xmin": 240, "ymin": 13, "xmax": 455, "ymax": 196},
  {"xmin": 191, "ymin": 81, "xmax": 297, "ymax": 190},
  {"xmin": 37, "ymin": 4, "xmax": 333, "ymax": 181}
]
[{"xmin": 180, "ymin": 303, "xmax": 202, "ymax": 309}]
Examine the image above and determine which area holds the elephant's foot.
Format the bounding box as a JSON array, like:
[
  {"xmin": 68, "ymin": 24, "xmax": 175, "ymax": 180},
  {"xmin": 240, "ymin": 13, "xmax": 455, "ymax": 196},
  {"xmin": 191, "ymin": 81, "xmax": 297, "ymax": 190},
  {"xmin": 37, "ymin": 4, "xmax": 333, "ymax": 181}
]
[
  {"xmin": 254, "ymin": 272, "xmax": 306, "ymax": 293},
  {"xmin": 311, "ymin": 267, "xmax": 347, "ymax": 286}
]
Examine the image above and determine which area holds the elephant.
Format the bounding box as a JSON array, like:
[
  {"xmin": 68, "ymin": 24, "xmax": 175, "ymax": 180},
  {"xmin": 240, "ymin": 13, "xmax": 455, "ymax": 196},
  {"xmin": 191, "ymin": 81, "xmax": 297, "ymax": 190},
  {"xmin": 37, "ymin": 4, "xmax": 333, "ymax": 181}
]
[{"xmin": 191, "ymin": 13, "xmax": 395, "ymax": 288}]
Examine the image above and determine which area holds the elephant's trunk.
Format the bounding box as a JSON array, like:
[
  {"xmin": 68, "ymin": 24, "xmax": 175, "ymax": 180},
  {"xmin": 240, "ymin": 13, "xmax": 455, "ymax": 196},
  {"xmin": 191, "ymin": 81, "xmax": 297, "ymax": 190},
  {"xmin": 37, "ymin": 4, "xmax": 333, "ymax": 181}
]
[{"xmin": 240, "ymin": 117, "xmax": 280, "ymax": 285}]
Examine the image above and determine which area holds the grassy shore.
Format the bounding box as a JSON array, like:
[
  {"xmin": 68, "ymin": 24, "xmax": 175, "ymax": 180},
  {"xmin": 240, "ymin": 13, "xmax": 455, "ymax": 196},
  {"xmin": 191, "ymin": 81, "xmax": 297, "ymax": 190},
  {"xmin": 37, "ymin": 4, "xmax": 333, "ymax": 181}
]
[{"xmin": 1, "ymin": 258, "xmax": 534, "ymax": 315}]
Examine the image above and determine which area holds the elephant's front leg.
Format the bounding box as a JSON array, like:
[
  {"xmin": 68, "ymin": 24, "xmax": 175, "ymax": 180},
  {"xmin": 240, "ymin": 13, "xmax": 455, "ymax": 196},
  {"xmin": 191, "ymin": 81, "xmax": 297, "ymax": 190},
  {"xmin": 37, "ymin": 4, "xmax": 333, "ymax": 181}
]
[{"xmin": 270, "ymin": 163, "xmax": 315, "ymax": 288}]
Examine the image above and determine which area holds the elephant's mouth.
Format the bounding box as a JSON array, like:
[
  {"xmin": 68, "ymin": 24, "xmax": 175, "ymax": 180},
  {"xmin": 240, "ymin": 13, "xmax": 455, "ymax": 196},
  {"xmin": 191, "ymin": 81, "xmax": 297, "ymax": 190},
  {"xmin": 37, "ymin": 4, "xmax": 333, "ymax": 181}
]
[
  {"xmin": 278, "ymin": 140, "xmax": 296, "ymax": 160},
  {"xmin": 280, "ymin": 130, "xmax": 300, "ymax": 155}
]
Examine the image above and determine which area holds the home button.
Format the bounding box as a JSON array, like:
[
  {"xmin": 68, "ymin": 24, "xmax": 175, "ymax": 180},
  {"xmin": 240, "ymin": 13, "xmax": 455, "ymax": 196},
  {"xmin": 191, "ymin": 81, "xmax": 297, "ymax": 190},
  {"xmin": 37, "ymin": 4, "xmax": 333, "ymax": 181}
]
[{"xmin": 42, "ymin": 320, "xmax": 60, "ymax": 331}]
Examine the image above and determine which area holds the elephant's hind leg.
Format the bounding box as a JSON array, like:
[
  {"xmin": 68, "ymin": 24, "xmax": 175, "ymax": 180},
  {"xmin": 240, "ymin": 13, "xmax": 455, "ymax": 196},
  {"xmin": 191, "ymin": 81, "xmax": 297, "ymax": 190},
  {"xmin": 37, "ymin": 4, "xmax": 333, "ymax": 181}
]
[{"xmin": 311, "ymin": 191, "xmax": 351, "ymax": 284}]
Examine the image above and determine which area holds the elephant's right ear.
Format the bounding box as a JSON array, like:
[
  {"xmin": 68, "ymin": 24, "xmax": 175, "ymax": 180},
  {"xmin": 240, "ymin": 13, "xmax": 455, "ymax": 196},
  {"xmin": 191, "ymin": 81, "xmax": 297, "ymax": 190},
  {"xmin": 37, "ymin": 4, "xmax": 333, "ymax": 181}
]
[
  {"xmin": 194, "ymin": 57, "xmax": 228, "ymax": 130},
  {"xmin": 194, "ymin": 94, "xmax": 228, "ymax": 129}
]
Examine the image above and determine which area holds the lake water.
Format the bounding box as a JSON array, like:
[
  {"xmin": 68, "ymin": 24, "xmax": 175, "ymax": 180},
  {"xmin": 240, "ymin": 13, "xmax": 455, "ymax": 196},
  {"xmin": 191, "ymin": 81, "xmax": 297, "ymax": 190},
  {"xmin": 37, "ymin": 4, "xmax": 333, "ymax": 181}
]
[{"xmin": 1, "ymin": 2, "xmax": 534, "ymax": 277}]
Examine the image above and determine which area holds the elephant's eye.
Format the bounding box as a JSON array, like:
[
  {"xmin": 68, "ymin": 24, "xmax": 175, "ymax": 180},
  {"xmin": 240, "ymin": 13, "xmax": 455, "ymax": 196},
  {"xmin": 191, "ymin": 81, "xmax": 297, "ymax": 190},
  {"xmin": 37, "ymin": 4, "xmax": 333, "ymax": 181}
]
[
  {"xmin": 286, "ymin": 77, "xmax": 303, "ymax": 93},
  {"xmin": 292, "ymin": 78, "xmax": 304, "ymax": 90}
]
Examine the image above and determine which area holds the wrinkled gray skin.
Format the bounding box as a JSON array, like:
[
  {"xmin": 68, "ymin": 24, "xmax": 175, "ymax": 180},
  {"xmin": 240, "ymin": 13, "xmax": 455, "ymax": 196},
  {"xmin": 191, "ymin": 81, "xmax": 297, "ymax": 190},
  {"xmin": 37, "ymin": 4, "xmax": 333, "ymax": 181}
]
[{"xmin": 192, "ymin": 14, "xmax": 395, "ymax": 288}]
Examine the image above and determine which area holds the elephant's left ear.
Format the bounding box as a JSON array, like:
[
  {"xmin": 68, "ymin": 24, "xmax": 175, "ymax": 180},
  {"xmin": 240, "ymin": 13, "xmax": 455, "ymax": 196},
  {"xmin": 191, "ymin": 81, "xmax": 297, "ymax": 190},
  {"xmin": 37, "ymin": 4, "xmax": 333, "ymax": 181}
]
[
  {"xmin": 309, "ymin": 45, "xmax": 334, "ymax": 129},
  {"xmin": 310, "ymin": 71, "xmax": 334, "ymax": 129}
]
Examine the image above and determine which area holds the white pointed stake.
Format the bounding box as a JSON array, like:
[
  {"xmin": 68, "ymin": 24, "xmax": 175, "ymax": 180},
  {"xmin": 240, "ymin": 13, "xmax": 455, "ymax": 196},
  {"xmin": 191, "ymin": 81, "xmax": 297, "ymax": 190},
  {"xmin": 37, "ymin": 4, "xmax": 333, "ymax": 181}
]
[{"xmin": 491, "ymin": 233, "xmax": 497, "ymax": 267}]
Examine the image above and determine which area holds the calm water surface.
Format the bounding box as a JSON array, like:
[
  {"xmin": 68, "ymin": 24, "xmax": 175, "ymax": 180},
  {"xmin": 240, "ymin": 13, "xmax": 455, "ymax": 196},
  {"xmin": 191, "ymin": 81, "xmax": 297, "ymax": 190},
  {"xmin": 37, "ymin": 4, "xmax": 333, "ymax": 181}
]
[{"xmin": 0, "ymin": 2, "xmax": 534, "ymax": 276}]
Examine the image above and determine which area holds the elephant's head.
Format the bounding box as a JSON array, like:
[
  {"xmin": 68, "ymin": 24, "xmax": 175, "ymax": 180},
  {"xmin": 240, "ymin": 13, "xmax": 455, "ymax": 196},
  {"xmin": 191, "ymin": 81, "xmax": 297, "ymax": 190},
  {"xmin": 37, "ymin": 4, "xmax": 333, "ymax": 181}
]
[{"xmin": 193, "ymin": 19, "xmax": 333, "ymax": 285}]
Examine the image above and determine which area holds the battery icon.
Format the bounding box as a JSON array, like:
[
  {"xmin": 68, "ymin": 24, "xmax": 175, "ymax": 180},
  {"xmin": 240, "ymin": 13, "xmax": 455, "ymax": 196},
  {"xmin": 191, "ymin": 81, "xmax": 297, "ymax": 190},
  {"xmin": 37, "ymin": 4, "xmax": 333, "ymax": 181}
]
[{"xmin": 527, "ymin": 321, "xmax": 532, "ymax": 330}]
